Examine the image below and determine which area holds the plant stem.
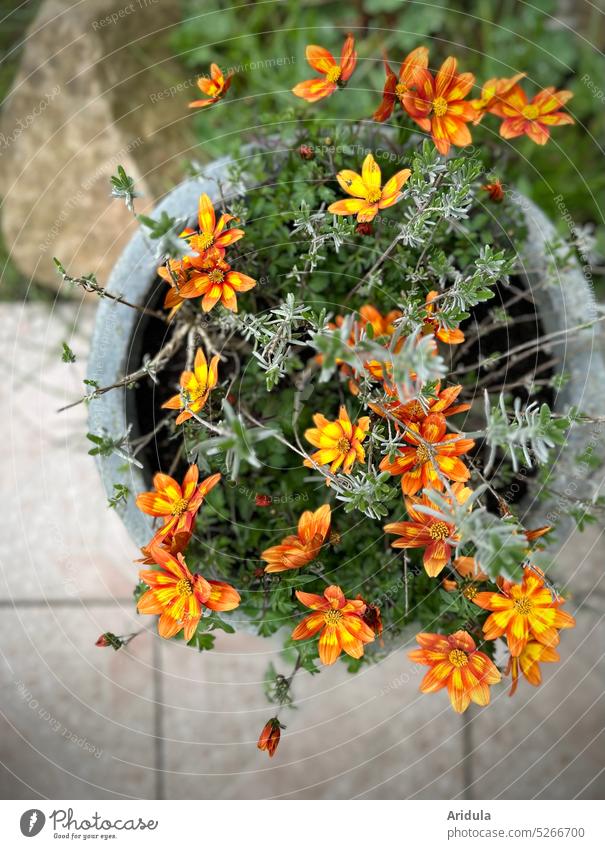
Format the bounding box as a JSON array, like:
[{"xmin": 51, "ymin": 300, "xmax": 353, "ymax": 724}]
[
  {"xmin": 57, "ymin": 320, "xmax": 191, "ymax": 412},
  {"xmin": 58, "ymin": 266, "xmax": 168, "ymax": 322}
]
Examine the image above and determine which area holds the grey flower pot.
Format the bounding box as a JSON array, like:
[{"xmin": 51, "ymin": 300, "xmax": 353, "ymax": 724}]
[{"xmin": 87, "ymin": 163, "xmax": 604, "ymax": 556}]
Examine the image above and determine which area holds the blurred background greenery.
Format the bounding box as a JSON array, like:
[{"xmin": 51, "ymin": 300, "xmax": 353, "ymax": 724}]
[
  {"xmin": 174, "ymin": 0, "xmax": 604, "ymax": 227},
  {"xmin": 1, "ymin": 0, "xmax": 604, "ymax": 300}
]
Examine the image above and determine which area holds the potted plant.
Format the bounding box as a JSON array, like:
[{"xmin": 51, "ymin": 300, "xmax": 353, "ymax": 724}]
[{"xmin": 59, "ymin": 36, "xmax": 602, "ymax": 758}]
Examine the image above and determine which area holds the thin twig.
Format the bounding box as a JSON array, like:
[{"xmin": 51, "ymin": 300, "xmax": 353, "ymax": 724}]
[
  {"xmin": 58, "ymin": 266, "xmax": 168, "ymax": 322},
  {"xmin": 455, "ymin": 316, "xmax": 605, "ymax": 377},
  {"xmin": 58, "ymin": 320, "xmax": 191, "ymax": 412},
  {"xmin": 131, "ymin": 415, "xmax": 172, "ymax": 457}
]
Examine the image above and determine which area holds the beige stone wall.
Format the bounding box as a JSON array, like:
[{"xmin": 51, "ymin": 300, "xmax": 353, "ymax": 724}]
[{"xmin": 0, "ymin": 0, "xmax": 196, "ymax": 289}]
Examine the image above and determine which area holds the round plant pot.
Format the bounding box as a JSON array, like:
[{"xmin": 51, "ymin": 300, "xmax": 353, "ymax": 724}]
[{"xmin": 87, "ymin": 157, "xmax": 604, "ymax": 559}]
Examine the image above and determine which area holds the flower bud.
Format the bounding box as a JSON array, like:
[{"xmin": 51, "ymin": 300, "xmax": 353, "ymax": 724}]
[
  {"xmin": 95, "ymin": 632, "xmax": 123, "ymax": 650},
  {"xmin": 482, "ymin": 180, "xmax": 504, "ymax": 202},
  {"xmin": 257, "ymin": 718, "xmax": 282, "ymax": 757},
  {"xmin": 355, "ymin": 221, "xmax": 374, "ymax": 236}
]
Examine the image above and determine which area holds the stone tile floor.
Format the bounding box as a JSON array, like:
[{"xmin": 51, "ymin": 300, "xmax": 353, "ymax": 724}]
[{"xmin": 1, "ymin": 302, "xmax": 604, "ymax": 799}]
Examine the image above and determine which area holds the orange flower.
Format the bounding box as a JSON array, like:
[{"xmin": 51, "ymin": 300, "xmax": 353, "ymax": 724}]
[
  {"xmin": 177, "ymin": 254, "xmax": 256, "ymax": 313},
  {"xmin": 497, "ymin": 85, "xmax": 574, "ymax": 145},
  {"xmin": 304, "ymin": 405, "xmax": 370, "ymax": 475},
  {"xmin": 473, "ymin": 567, "xmax": 576, "ymax": 657},
  {"xmin": 261, "ymin": 504, "xmax": 331, "ymax": 573},
  {"xmin": 291, "ymin": 585, "xmax": 375, "ymax": 665},
  {"xmin": 424, "ymin": 290, "xmax": 465, "ymax": 344},
  {"xmin": 135, "ymin": 465, "xmax": 221, "ymax": 538},
  {"xmin": 373, "ymin": 47, "xmax": 429, "ymax": 122},
  {"xmin": 445, "ymin": 556, "xmax": 489, "ymax": 599},
  {"xmin": 328, "ymin": 152, "xmax": 411, "ymax": 223},
  {"xmin": 138, "ymin": 524, "xmax": 193, "ymax": 565},
  {"xmin": 525, "ymin": 525, "xmax": 552, "ymax": 544},
  {"xmin": 384, "ymin": 485, "xmax": 471, "ymax": 577},
  {"xmin": 470, "ymin": 73, "xmax": 526, "ymax": 122},
  {"xmin": 364, "ymin": 358, "xmax": 395, "ymax": 384},
  {"xmin": 324, "ymin": 305, "xmax": 403, "ymax": 391},
  {"xmin": 180, "ymin": 193, "xmax": 245, "ymax": 261},
  {"xmin": 327, "ymin": 305, "xmax": 402, "ymax": 358},
  {"xmin": 482, "ymin": 180, "xmax": 505, "ymax": 202},
  {"xmin": 356, "ymin": 304, "xmax": 402, "ymax": 338},
  {"xmin": 257, "ymin": 718, "xmax": 283, "ymax": 757},
  {"xmin": 358, "ymin": 596, "xmax": 383, "ymax": 643},
  {"xmin": 157, "ymin": 256, "xmax": 194, "ymax": 316},
  {"xmin": 404, "ymin": 57, "xmax": 478, "ymax": 155},
  {"xmin": 292, "ymin": 33, "xmax": 357, "ymax": 102},
  {"xmin": 370, "ymin": 382, "xmax": 470, "ymax": 426},
  {"xmin": 379, "ymin": 412, "xmax": 475, "ymax": 496},
  {"xmin": 162, "ymin": 348, "xmax": 220, "ymax": 425},
  {"xmin": 507, "ymin": 640, "xmax": 560, "ymax": 696},
  {"xmin": 409, "ymin": 630, "xmax": 501, "ymax": 713},
  {"xmin": 188, "ymin": 63, "xmax": 233, "ymax": 108},
  {"xmin": 137, "ymin": 546, "xmax": 240, "ymax": 640}
]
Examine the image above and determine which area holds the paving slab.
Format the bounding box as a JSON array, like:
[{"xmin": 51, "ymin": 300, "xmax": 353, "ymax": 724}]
[
  {"xmin": 0, "ymin": 609, "xmax": 157, "ymax": 799},
  {"xmin": 0, "ymin": 302, "xmax": 138, "ymax": 602},
  {"xmin": 159, "ymin": 631, "xmax": 467, "ymax": 799},
  {"xmin": 463, "ymin": 613, "xmax": 605, "ymax": 799}
]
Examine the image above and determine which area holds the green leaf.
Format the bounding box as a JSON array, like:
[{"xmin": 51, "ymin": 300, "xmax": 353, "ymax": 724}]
[
  {"xmin": 61, "ymin": 342, "xmax": 76, "ymax": 363},
  {"xmin": 187, "ymin": 632, "xmax": 216, "ymax": 652}
]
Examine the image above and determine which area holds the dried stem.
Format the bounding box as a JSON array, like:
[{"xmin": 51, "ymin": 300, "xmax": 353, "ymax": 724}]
[
  {"xmin": 455, "ymin": 316, "xmax": 605, "ymax": 377},
  {"xmin": 57, "ymin": 320, "xmax": 191, "ymax": 412},
  {"xmin": 56, "ymin": 264, "xmax": 168, "ymax": 323}
]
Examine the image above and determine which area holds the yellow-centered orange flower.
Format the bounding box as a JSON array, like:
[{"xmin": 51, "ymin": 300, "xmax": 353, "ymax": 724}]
[
  {"xmin": 177, "ymin": 255, "xmax": 256, "ymax": 313},
  {"xmin": 292, "ymin": 34, "xmax": 357, "ymax": 102},
  {"xmin": 379, "ymin": 412, "xmax": 475, "ymax": 496},
  {"xmin": 257, "ymin": 718, "xmax": 283, "ymax": 757},
  {"xmin": 470, "ymin": 73, "xmax": 526, "ymax": 122},
  {"xmin": 162, "ymin": 348, "xmax": 219, "ymax": 425},
  {"xmin": 497, "ymin": 85, "xmax": 574, "ymax": 145},
  {"xmin": 384, "ymin": 484, "xmax": 471, "ymax": 577},
  {"xmin": 373, "ymin": 47, "xmax": 429, "ymax": 122},
  {"xmin": 158, "ymin": 253, "xmax": 229, "ymax": 315},
  {"xmin": 304, "ymin": 406, "xmax": 370, "ymax": 475},
  {"xmin": 291, "ymin": 585, "xmax": 375, "ymax": 665},
  {"xmin": 507, "ymin": 640, "xmax": 560, "ymax": 696},
  {"xmin": 409, "ymin": 630, "xmax": 501, "ymax": 713},
  {"xmin": 473, "ymin": 567, "xmax": 576, "ymax": 657},
  {"xmin": 188, "ymin": 63, "xmax": 233, "ymax": 109},
  {"xmin": 137, "ymin": 546, "xmax": 240, "ymax": 640},
  {"xmin": 173, "ymin": 259, "xmax": 256, "ymax": 312},
  {"xmin": 180, "ymin": 193, "xmax": 245, "ymax": 261},
  {"xmin": 370, "ymin": 382, "xmax": 470, "ymax": 427},
  {"xmin": 328, "ymin": 152, "xmax": 411, "ymax": 223},
  {"xmin": 404, "ymin": 57, "xmax": 478, "ymax": 155},
  {"xmin": 135, "ymin": 465, "xmax": 221, "ymax": 538},
  {"xmin": 261, "ymin": 504, "xmax": 331, "ymax": 573}
]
